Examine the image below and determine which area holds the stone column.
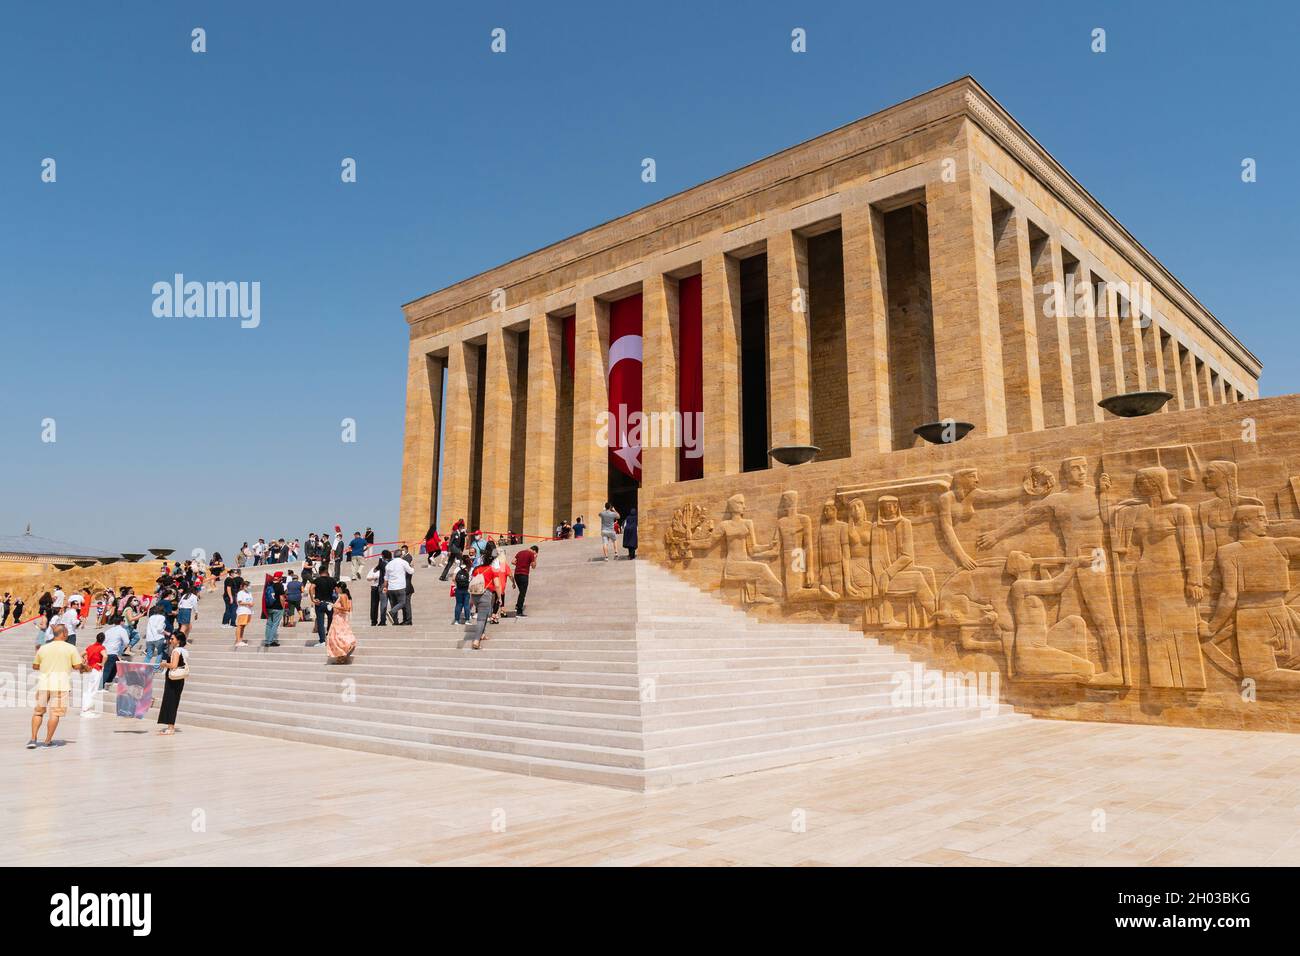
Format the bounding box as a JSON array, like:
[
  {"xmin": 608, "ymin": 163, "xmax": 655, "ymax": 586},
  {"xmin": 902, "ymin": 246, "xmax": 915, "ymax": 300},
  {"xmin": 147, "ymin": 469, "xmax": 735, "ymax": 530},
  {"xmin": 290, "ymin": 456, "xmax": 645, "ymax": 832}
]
[
  {"xmin": 1125, "ymin": 308, "xmax": 1148, "ymax": 391},
  {"xmin": 1030, "ymin": 236, "xmax": 1075, "ymax": 428},
  {"xmin": 398, "ymin": 347, "xmax": 442, "ymax": 543},
  {"xmin": 992, "ymin": 207, "xmax": 1043, "ymax": 433},
  {"xmin": 642, "ymin": 272, "xmax": 679, "ymax": 488},
  {"xmin": 439, "ymin": 339, "xmax": 477, "ymax": 532},
  {"xmin": 1068, "ymin": 266, "xmax": 1103, "ymax": 425},
  {"xmin": 701, "ymin": 253, "xmax": 742, "ymax": 476},
  {"xmin": 523, "ymin": 311, "xmax": 560, "ymax": 539},
  {"xmin": 571, "ymin": 294, "xmax": 609, "ymax": 525},
  {"xmin": 766, "ymin": 228, "xmax": 813, "ymax": 452},
  {"xmin": 925, "ymin": 167, "xmax": 1008, "ymax": 438},
  {"xmin": 1162, "ymin": 331, "xmax": 1185, "ymax": 411},
  {"xmin": 841, "ymin": 203, "xmax": 894, "ymax": 452},
  {"xmin": 1142, "ymin": 318, "xmax": 1167, "ymax": 409},
  {"xmin": 1097, "ymin": 281, "xmax": 1128, "ymax": 398},
  {"xmin": 1199, "ymin": 359, "xmax": 1215, "ymax": 406},
  {"xmin": 1180, "ymin": 347, "xmax": 1200, "ymax": 409},
  {"xmin": 478, "ymin": 325, "xmax": 519, "ymax": 535}
]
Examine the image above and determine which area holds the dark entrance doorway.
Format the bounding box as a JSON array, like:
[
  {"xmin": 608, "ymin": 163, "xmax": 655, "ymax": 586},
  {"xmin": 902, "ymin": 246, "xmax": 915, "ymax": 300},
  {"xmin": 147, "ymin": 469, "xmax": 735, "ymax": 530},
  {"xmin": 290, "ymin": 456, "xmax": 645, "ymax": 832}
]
[{"xmin": 608, "ymin": 465, "xmax": 638, "ymax": 520}]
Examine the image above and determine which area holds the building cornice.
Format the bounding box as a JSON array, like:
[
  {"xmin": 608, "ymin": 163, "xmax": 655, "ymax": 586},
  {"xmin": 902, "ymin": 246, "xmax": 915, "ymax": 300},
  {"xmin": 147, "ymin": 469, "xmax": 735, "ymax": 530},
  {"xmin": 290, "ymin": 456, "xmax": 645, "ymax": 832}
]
[{"xmin": 402, "ymin": 76, "xmax": 1260, "ymax": 377}]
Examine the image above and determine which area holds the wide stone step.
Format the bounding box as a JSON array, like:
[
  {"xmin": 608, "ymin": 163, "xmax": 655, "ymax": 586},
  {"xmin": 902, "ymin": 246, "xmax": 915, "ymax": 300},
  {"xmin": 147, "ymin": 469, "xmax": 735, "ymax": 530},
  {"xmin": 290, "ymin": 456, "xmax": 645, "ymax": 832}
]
[
  {"xmin": 174, "ymin": 711, "xmax": 650, "ymax": 790},
  {"xmin": 178, "ymin": 699, "xmax": 649, "ymax": 769},
  {"xmin": 184, "ymin": 681, "xmax": 644, "ymax": 729},
  {"xmin": 179, "ymin": 689, "xmax": 645, "ymax": 748},
  {"xmin": 172, "ymin": 671, "xmax": 642, "ymax": 714}
]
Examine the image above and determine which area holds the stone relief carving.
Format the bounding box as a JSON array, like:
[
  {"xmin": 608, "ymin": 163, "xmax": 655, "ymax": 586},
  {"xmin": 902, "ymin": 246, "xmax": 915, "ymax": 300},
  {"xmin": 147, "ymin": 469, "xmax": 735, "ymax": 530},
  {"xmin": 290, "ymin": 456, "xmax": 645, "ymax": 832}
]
[
  {"xmin": 706, "ymin": 494, "xmax": 784, "ymax": 606},
  {"xmin": 1202, "ymin": 504, "xmax": 1300, "ymax": 688},
  {"xmin": 864, "ymin": 496, "xmax": 937, "ymax": 629},
  {"xmin": 1004, "ymin": 552, "xmax": 1095, "ymax": 683},
  {"xmin": 664, "ymin": 501, "xmax": 713, "ymax": 562},
  {"xmin": 976, "ymin": 456, "xmax": 1126, "ymax": 687},
  {"xmin": 816, "ymin": 498, "xmax": 854, "ymax": 601},
  {"xmin": 766, "ymin": 490, "xmax": 821, "ymax": 602},
  {"xmin": 1113, "ymin": 466, "xmax": 1205, "ymax": 690},
  {"xmin": 675, "ymin": 440, "xmax": 1300, "ymax": 702}
]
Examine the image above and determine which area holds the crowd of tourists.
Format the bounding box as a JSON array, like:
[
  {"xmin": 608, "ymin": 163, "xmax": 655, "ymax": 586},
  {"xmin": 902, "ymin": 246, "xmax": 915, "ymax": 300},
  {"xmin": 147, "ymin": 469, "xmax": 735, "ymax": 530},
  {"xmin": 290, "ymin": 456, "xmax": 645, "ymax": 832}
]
[
  {"xmin": 548, "ymin": 505, "xmax": 637, "ymax": 558},
  {"xmin": 24, "ymin": 562, "xmax": 200, "ymax": 749},
  {"xmin": 22, "ymin": 503, "xmax": 644, "ymax": 749}
]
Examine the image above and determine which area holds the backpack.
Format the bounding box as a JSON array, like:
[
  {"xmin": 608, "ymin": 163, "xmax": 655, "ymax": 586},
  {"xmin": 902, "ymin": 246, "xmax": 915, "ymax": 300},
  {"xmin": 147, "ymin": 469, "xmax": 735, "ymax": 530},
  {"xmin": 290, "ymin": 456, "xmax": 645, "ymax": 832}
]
[
  {"xmin": 454, "ymin": 567, "xmax": 470, "ymax": 589},
  {"xmin": 468, "ymin": 572, "xmax": 487, "ymax": 596}
]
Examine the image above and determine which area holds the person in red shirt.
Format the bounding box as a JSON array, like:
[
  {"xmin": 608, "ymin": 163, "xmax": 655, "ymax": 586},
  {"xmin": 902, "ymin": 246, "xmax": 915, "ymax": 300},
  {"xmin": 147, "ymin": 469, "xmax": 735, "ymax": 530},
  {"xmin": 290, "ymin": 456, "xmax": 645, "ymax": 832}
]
[
  {"xmin": 512, "ymin": 546, "xmax": 538, "ymax": 618},
  {"xmin": 80, "ymin": 632, "xmax": 106, "ymax": 718}
]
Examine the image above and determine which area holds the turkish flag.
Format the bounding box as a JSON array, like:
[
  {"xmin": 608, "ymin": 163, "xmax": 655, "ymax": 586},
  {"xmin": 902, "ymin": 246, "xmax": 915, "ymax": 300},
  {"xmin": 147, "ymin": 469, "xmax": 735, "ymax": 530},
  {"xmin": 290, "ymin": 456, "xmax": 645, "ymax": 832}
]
[
  {"xmin": 607, "ymin": 293, "xmax": 642, "ymax": 481},
  {"xmin": 678, "ymin": 275, "xmax": 703, "ymax": 480}
]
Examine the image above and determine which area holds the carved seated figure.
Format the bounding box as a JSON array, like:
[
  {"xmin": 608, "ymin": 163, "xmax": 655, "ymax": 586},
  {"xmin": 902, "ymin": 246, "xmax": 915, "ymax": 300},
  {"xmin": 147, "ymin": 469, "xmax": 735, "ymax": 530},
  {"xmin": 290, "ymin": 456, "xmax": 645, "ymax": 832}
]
[
  {"xmin": 867, "ymin": 496, "xmax": 937, "ymax": 629},
  {"xmin": 1004, "ymin": 551, "xmax": 1095, "ymax": 683},
  {"xmin": 709, "ymin": 493, "xmax": 783, "ymax": 606}
]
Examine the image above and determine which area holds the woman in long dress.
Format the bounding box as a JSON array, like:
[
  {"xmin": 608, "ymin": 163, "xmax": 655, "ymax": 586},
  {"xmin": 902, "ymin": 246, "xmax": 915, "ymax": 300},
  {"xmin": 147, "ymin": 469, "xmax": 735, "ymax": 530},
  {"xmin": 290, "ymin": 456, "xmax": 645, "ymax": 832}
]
[
  {"xmin": 1117, "ymin": 466, "xmax": 1205, "ymax": 689},
  {"xmin": 325, "ymin": 582, "xmax": 357, "ymax": 664},
  {"xmin": 157, "ymin": 634, "xmax": 189, "ymax": 735}
]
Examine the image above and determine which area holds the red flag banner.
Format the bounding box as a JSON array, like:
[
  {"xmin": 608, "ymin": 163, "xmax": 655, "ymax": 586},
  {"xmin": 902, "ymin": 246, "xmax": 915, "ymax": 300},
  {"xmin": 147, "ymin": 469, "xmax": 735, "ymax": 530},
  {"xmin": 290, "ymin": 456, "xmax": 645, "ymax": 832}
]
[
  {"xmin": 678, "ymin": 274, "xmax": 703, "ymax": 480},
  {"xmin": 607, "ymin": 293, "xmax": 643, "ymax": 481}
]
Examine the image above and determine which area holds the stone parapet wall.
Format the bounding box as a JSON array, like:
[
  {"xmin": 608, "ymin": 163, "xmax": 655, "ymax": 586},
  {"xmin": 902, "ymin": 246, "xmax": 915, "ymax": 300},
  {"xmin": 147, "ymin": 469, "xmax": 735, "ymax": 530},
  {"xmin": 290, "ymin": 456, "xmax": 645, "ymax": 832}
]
[{"xmin": 643, "ymin": 395, "xmax": 1300, "ymax": 732}]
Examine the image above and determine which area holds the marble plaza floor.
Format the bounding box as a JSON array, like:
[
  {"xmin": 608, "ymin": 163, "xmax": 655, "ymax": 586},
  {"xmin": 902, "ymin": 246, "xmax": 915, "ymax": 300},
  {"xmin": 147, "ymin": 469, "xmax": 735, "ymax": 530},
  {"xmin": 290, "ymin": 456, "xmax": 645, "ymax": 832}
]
[{"xmin": 4, "ymin": 704, "xmax": 1299, "ymax": 866}]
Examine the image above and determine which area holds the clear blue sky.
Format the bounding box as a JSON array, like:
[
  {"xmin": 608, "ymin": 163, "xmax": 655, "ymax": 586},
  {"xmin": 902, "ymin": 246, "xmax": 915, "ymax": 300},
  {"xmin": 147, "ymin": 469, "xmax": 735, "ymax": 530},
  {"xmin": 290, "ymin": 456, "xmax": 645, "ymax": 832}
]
[{"xmin": 1, "ymin": 0, "xmax": 1294, "ymax": 559}]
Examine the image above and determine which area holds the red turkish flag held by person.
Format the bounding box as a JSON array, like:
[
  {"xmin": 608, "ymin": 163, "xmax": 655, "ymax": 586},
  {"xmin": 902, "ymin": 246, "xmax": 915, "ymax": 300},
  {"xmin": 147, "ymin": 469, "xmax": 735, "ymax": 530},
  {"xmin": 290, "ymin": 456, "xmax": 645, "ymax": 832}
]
[{"xmin": 607, "ymin": 293, "xmax": 642, "ymax": 481}]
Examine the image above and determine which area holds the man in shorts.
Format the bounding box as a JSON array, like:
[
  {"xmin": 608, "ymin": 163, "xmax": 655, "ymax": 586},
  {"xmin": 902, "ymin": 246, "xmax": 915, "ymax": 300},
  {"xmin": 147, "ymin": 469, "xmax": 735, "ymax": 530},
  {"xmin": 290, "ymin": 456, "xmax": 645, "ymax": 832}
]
[
  {"xmin": 29, "ymin": 624, "xmax": 87, "ymax": 749},
  {"xmin": 598, "ymin": 503, "xmax": 621, "ymax": 561}
]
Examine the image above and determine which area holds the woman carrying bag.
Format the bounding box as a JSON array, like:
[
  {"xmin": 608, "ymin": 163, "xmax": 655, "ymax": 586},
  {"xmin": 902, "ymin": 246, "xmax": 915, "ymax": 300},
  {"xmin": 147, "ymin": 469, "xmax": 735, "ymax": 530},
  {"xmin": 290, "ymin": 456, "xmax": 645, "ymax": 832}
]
[{"xmin": 157, "ymin": 633, "xmax": 190, "ymax": 735}]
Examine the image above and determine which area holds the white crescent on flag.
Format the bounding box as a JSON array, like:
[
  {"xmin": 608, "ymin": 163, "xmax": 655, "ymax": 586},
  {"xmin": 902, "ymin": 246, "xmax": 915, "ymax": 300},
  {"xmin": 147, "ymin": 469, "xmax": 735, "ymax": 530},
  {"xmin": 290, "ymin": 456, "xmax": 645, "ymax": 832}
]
[
  {"xmin": 607, "ymin": 334, "xmax": 642, "ymax": 373},
  {"xmin": 607, "ymin": 332, "xmax": 643, "ymax": 478}
]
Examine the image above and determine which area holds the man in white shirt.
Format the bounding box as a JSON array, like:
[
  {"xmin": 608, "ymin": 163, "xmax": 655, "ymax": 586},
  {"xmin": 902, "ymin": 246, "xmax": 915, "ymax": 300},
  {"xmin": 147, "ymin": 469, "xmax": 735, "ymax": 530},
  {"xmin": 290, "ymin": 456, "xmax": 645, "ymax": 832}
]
[
  {"xmin": 52, "ymin": 587, "xmax": 65, "ymax": 611},
  {"xmin": 58, "ymin": 605, "xmax": 80, "ymax": 645},
  {"xmin": 383, "ymin": 551, "xmax": 413, "ymax": 626},
  {"xmin": 143, "ymin": 609, "xmax": 168, "ymax": 669},
  {"xmin": 101, "ymin": 621, "xmax": 130, "ymax": 688}
]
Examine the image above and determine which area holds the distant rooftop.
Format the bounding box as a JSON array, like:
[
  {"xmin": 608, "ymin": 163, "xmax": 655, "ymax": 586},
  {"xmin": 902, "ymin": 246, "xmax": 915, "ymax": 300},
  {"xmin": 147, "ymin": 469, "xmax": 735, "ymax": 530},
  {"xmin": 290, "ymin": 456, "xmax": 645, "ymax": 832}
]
[{"xmin": 0, "ymin": 530, "xmax": 118, "ymax": 561}]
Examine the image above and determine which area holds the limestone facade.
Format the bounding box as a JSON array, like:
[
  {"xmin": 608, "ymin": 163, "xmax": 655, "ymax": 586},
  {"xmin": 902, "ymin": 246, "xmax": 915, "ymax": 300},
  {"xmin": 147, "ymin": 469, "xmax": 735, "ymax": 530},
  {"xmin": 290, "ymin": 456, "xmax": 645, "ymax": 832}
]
[{"xmin": 398, "ymin": 77, "xmax": 1259, "ymax": 548}]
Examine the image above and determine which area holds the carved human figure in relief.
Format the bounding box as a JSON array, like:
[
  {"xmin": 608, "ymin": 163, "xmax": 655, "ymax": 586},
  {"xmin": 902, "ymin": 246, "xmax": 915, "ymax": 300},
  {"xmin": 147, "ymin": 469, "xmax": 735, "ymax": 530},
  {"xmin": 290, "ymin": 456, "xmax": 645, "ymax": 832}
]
[
  {"xmin": 846, "ymin": 498, "xmax": 876, "ymax": 598},
  {"xmin": 938, "ymin": 467, "xmax": 1032, "ymax": 571},
  {"xmin": 1201, "ymin": 505, "xmax": 1300, "ymax": 688},
  {"xmin": 1004, "ymin": 551, "xmax": 1095, "ymax": 683},
  {"xmin": 1114, "ymin": 466, "xmax": 1205, "ymax": 690},
  {"xmin": 816, "ymin": 499, "xmax": 856, "ymax": 600},
  {"xmin": 767, "ymin": 490, "xmax": 821, "ymax": 601},
  {"xmin": 868, "ymin": 495, "xmax": 937, "ymax": 628},
  {"xmin": 1197, "ymin": 460, "xmax": 1262, "ymax": 571},
  {"xmin": 977, "ymin": 456, "xmax": 1124, "ymax": 686},
  {"xmin": 707, "ymin": 494, "xmax": 783, "ymax": 605}
]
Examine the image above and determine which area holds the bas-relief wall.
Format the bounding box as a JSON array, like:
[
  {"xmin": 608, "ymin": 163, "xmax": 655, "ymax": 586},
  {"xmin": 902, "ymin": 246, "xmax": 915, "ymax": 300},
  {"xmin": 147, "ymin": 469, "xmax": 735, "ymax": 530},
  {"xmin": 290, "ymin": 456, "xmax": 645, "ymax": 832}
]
[{"xmin": 645, "ymin": 396, "xmax": 1300, "ymax": 731}]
